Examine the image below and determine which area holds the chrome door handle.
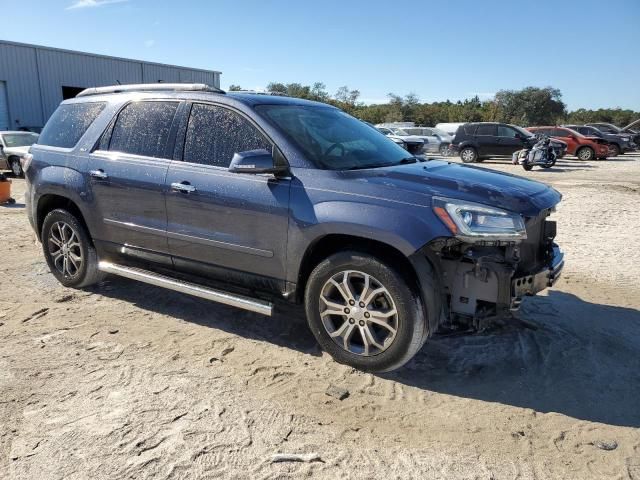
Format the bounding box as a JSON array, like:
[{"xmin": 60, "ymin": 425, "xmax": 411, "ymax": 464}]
[
  {"xmin": 89, "ymin": 169, "xmax": 108, "ymax": 180},
  {"xmin": 171, "ymin": 182, "xmax": 197, "ymax": 193}
]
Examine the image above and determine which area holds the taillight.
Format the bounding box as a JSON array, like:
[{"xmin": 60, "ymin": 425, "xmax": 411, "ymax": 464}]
[{"xmin": 20, "ymin": 153, "xmax": 33, "ymax": 172}]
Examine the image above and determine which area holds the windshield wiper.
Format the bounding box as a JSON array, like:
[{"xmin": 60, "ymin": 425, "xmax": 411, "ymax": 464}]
[
  {"xmin": 396, "ymin": 157, "xmax": 418, "ymax": 165},
  {"xmin": 343, "ymin": 157, "xmax": 418, "ymax": 171}
]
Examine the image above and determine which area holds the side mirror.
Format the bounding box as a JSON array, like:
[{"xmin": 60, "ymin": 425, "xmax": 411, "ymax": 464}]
[{"xmin": 228, "ymin": 149, "xmax": 288, "ymax": 175}]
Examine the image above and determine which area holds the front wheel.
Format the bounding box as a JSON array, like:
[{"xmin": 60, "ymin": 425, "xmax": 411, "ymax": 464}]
[
  {"xmin": 304, "ymin": 251, "xmax": 428, "ymax": 372},
  {"xmin": 608, "ymin": 144, "xmax": 620, "ymax": 157},
  {"xmin": 41, "ymin": 209, "xmax": 104, "ymax": 288},
  {"xmin": 439, "ymin": 144, "xmax": 451, "ymax": 156},
  {"xmin": 460, "ymin": 147, "xmax": 477, "ymax": 163},
  {"xmin": 10, "ymin": 157, "xmax": 23, "ymax": 177},
  {"xmin": 523, "ymin": 164, "xmax": 534, "ymax": 171},
  {"xmin": 576, "ymin": 146, "xmax": 595, "ymax": 161}
]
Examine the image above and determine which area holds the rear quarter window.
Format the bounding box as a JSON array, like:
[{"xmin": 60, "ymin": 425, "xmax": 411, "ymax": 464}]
[{"xmin": 38, "ymin": 102, "xmax": 106, "ymax": 148}]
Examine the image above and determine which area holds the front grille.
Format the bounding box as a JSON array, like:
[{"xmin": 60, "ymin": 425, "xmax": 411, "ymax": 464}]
[{"xmin": 517, "ymin": 211, "xmax": 554, "ymax": 274}]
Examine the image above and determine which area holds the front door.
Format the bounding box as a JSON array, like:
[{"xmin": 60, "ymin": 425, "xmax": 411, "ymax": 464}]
[
  {"xmin": 87, "ymin": 100, "xmax": 181, "ymax": 264},
  {"xmin": 496, "ymin": 125, "xmax": 525, "ymax": 155},
  {"xmin": 165, "ymin": 102, "xmax": 291, "ymax": 290}
]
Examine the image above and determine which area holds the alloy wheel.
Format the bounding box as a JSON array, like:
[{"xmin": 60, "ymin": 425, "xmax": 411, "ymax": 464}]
[
  {"xmin": 319, "ymin": 270, "xmax": 398, "ymax": 356},
  {"xmin": 48, "ymin": 221, "xmax": 83, "ymax": 278},
  {"xmin": 461, "ymin": 148, "xmax": 476, "ymax": 162},
  {"xmin": 11, "ymin": 159, "xmax": 22, "ymax": 177}
]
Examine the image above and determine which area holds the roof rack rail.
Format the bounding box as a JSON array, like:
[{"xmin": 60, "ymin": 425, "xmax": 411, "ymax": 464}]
[
  {"xmin": 76, "ymin": 83, "xmax": 225, "ymax": 97},
  {"xmin": 229, "ymin": 90, "xmax": 288, "ymax": 97}
]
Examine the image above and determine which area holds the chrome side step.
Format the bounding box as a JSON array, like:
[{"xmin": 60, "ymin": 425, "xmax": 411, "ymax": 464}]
[{"xmin": 98, "ymin": 261, "xmax": 273, "ymax": 316}]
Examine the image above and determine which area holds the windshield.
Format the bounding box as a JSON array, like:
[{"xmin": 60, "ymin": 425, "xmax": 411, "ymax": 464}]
[
  {"xmin": 391, "ymin": 128, "xmax": 410, "ymax": 136},
  {"xmin": 432, "ymin": 128, "xmax": 449, "ymax": 137},
  {"xmin": 255, "ymin": 105, "xmax": 412, "ymax": 170},
  {"xmin": 512, "ymin": 125, "xmax": 534, "ymax": 138},
  {"xmin": 2, "ymin": 133, "xmax": 39, "ymax": 147}
]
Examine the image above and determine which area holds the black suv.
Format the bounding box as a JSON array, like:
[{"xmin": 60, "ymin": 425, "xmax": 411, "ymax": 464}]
[
  {"xmin": 24, "ymin": 84, "xmax": 564, "ymax": 372},
  {"xmin": 451, "ymin": 122, "xmax": 567, "ymax": 163}
]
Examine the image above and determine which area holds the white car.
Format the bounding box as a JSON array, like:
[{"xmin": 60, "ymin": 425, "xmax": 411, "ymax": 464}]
[
  {"xmin": 0, "ymin": 131, "xmax": 38, "ymax": 177},
  {"xmin": 375, "ymin": 127, "xmax": 425, "ymax": 154}
]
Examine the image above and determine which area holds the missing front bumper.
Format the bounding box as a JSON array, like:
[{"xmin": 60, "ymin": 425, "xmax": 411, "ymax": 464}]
[{"xmin": 512, "ymin": 245, "xmax": 564, "ymax": 298}]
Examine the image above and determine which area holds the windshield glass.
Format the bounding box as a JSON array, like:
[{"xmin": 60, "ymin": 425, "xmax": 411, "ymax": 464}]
[
  {"xmin": 255, "ymin": 105, "xmax": 411, "ymax": 170},
  {"xmin": 512, "ymin": 125, "xmax": 534, "ymax": 138},
  {"xmin": 2, "ymin": 133, "xmax": 39, "ymax": 147}
]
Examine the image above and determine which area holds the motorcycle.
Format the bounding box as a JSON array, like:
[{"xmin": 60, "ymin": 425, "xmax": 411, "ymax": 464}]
[{"xmin": 512, "ymin": 135, "xmax": 557, "ymax": 171}]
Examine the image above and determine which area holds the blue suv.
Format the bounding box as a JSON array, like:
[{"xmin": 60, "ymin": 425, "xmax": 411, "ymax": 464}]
[{"xmin": 24, "ymin": 84, "xmax": 564, "ymax": 372}]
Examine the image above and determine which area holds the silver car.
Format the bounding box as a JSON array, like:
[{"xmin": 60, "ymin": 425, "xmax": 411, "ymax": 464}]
[
  {"xmin": 0, "ymin": 131, "xmax": 38, "ymax": 176},
  {"xmin": 402, "ymin": 127, "xmax": 454, "ymax": 156}
]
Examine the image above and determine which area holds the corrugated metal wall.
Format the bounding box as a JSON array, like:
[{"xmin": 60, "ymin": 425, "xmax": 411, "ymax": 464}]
[
  {"xmin": 0, "ymin": 42, "xmax": 44, "ymax": 128},
  {"xmin": 0, "ymin": 41, "xmax": 220, "ymax": 130}
]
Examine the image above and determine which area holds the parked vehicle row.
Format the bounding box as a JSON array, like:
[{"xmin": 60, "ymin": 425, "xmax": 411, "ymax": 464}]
[
  {"xmin": 449, "ymin": 122, "xmax": 568, "ymax": 163},
  {"xmin": 527, "ymin": 126, "xmax": 609, "ymax": 160},
  {"xmin": 448, "ymin": 121, "xmax": 637, "ymax": 166}
]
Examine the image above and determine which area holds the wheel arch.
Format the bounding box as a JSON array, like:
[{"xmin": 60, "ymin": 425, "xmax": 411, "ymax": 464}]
[{"xmin": 36, "ymin": 194, "xmax": 91, "ymax": 242}]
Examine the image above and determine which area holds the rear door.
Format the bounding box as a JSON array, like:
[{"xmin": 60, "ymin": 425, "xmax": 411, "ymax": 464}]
[
  {"xmin": 496, "ymin": 125, "xmax": 524, "ymax": 155},
  {"xmin": 87, "ymin": 100, "xmax": 182, "ymax": 264},
  {"xmin": 165, "ymin": 102, "xmax": 291, "ymax": 290},
  {"xmin": 474, "ymin": 124, "xmax": 498, "ymax": 156}
]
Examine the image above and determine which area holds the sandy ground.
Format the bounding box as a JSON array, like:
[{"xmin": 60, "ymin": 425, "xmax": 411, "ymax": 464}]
[{"xmin": 1, "ymin": 153, "xmax": 639, "ymax": 479}]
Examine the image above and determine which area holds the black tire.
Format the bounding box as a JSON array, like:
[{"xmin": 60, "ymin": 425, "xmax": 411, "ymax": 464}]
[
  {"xmin": 9, "ymin": 157, "xmax": 23, "ymax": 177},
  {"xmin": 608, "ymin": 143, "xmax": 621, "ymax": 157},
  {"xmin": 304, "ymin": 251, "xmax": 428, "ymax": 372},
  {"xmin": 523, "ymin": 164, "xmax": 534, "ymax": 171},
  {"xmin": 41, "ymin": 209, "xmax": 104, "ymax": 288},
  {"xmin": 460, "ymin": 147, "xmax": 478, "ymax": 163},
  {"xmin": 439, "ymin": 144, "xmax": 450, "ymax": 156},
  {"xmin": 576, "ymin": 146, "xmax": 595, "ymax": 161}
]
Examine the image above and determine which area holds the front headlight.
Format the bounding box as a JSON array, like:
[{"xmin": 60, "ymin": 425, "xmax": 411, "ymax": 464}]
[{"xmin": 432, "ymin": 196, "xmax": 527, "ymax": 242}]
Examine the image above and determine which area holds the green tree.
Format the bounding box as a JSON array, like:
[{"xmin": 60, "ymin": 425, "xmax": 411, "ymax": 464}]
[
  {"xmin": 493, "ymin": 87, "xmax": 566, "ymax": 126},
  {"xmin": 228, "ymin": 84, "xmax": 243, "ymax": 91}
]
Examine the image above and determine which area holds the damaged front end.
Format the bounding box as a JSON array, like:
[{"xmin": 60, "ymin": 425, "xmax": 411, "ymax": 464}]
[{"xmin": 416, "ymin": 197, "xmax": 564, "ymax": 331}]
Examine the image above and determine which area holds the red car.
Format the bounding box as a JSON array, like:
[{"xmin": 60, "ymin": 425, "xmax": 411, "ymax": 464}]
[{"xmin": 527, "ymin": 126, "xmax": 609, "ymax": 160}]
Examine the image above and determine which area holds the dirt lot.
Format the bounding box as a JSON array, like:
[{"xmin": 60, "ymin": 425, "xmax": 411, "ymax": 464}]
[{"xmin": 1, "ymin": 154, "xmax": 639, "ymax": 479}]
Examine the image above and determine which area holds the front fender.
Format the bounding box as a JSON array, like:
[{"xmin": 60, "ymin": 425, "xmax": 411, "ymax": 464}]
[{"xmin": 286, "ymin": 197, "xmax": 451, "ymax": 283}]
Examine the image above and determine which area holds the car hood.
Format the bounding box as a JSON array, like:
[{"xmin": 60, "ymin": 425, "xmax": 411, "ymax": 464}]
[
  {"xmin": 2, "ymin": 146, "xmax": 31, "ymax": 156},
  {"xmin": 396, "ymin": 135, "xmax": 425, "ymax": 144},
  {"xmin": 338, "ymin": 160, "xmax": 561, "ymax": 217}
]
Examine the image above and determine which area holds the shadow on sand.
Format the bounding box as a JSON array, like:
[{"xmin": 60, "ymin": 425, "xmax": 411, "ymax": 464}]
[{"xmin": 93, "ymin": 279, "xmax": 640, "ymax": 428}]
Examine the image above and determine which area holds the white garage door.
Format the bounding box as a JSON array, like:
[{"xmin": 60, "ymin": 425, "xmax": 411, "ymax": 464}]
[{"xmin": 0, "ymin": 81, "xmax": 9, "ymax": 131}]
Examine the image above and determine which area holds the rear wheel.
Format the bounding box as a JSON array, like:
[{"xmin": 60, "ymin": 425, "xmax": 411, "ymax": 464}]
[
  {"xmin": 41, "ymin": 209, "xmax": 104, "ymax": 288},
  {"xmin": 460, "ymin": 147, "xmax": 477, "ymax": 163},
  {"xmin": 608, "ymin": 143, "xmax": 620, "ymax": 157},
  {"xmin": 10, "ymin": 157, "xmax": 23, "ymax": 177},
  {"xmin": 576, "ymin": 146, "xmax": 595, "ymax": 161},
  {"xmin": 439, "ymin": 144, "xmax": 451, "ymax": 156},
  {"xmin": 304, "ymin": 251, "xmax": 428, "ymax": 372}
]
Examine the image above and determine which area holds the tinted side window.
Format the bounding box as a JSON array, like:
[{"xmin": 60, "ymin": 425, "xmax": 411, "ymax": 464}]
[
  {"xmin": 497, "ymin": 125, "xmax": 517, "ymax": 137},
  {"xmin": 38, "ymin": 102, "xmax": 106, "ymax": 148},
  {"xmin": 462, "ymin": 124, "xmax": 477, "ymax": 135},
  {"xmin": 476, "ymin": 124, "xmax": 497, "ymax": 136},
  {"xmin": 183, "ymin": 104, "xmax": 271, "ymax": 168},
  {"xmin": 108, "ymin": 101, "xmax": 178, "ymax": 158},
  {"xmin": 552, "ymin": 129, "xmax": 570, "ymax": 137}
]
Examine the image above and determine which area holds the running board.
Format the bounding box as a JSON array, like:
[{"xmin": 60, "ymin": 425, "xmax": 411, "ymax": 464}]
[{"xmin": 98, "ymin": 261, "xmax": 273, "ymax": 316}]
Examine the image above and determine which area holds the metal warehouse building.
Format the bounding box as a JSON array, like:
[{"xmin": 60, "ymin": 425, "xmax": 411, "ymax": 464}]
[{"xmin": 0, "ymin": 40, "xmax": 221, "ymax": 131}]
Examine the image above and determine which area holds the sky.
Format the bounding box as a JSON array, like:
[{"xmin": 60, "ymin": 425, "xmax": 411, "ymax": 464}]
[{"xmin": 1, "ymin": 0, "xmax": 639, "ymax": 110}]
